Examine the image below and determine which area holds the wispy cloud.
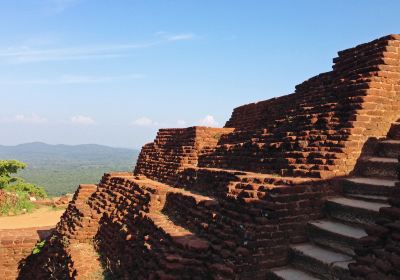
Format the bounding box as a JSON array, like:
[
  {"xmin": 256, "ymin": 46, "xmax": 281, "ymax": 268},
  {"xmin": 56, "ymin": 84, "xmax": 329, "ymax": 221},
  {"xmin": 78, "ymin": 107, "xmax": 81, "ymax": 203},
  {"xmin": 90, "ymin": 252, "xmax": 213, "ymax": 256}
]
[
  {"xmin": 156, "ymin": 31, "xmax": 196, "ymax": 42},
  {"xmin": 0, "ymin": 43, "xmax": 155, "ymax": 63},
  {"xmin": 198, "ymin": 115, "xmax": 219, "ymax": 127},
  {"xmin": 1, "ymin": 113, "xmax": 48, "ymax": 124},
  {"xmin": 0, "ymin": 73, "xmax": 144, "ymax": 85},
  {"xmin": 70, "ymin": 115, "xmax": 95, "ymax": 125},
  {"xmin": 132, "ymin": 117, "xmax": 159, "ymax": 127},
  {"xmin": 166, "ymin": 33, "xmax": 195, "ymax": 41},
  {"xmin": 0, "ymin": 32, "xmax": 197, "ymax": 64}
]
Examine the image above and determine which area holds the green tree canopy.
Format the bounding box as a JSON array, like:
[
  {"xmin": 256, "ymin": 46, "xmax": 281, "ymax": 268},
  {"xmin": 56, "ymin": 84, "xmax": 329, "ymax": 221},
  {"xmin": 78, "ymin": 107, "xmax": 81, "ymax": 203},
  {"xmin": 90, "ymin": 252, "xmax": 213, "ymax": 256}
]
[
  {"xmin": 0, "ymin": 160, "xmax": 47, "ymax": 198},
  {"xmin": 0, "ymin": 160, "xmax": 26, "ymax": 188}
]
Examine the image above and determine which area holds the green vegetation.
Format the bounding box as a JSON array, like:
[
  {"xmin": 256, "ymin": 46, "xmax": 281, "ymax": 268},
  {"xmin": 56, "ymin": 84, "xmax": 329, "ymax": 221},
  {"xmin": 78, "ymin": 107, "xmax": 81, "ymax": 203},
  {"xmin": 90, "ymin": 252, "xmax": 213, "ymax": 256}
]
[
  {"xmin": 32, "ymin": 240, "xmax": 46, "ymax": 255},
  {"xmin": 0, "ymin": 143, "xmax": 139, "ymax": 197},
  {"xmin": 20, "ymin": 165, "xmax": 130, "ymax": 197},
  {"xmin": 0, "ymin": 190, "xmax": 36, "ymax": 215},
  {"xmin": 0, "ymin": 159, "xmax": 47, "ymax": 215}
]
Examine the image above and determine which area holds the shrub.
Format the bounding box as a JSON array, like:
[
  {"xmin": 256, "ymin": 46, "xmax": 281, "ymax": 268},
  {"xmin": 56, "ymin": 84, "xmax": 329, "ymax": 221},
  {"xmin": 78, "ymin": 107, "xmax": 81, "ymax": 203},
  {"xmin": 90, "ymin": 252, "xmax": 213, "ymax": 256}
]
[
  {"xmin": 3, "ymin": 182, "xmax": 47, "ymax": 199},
  {"xmin": 0, "ymin": 190, "xmax": 35, "ymax": 215},
  {"xmin": 0, "ymin": 160, "xmax": 47, "ymax": 197},
  {"xmin": 0, "ymin": 160, "xmax": 48, "ymax": 215},
  {"xmin": 32, "ymin": 240, "xmax": 46, "ymax": 255}
]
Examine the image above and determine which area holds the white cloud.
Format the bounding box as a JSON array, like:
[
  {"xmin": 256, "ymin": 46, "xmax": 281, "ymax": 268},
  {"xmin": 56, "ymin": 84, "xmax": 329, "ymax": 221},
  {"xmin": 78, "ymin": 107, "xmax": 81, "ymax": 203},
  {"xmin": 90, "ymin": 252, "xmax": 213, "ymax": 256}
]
[
  {"xmin": 0, "ymin": 43, "xmax": 154, "ymax": 64},
  {"xmin": 166, "ymin": 33, "xmax": 195, "ymax": 41},
  {"xmin": 198, "ymin": 115, "xmax": 219, "ymax": 127},
  {"xmin": 1, "ymin": 113, "xmax": 48, "ymax": 124},
  {"xmin": 70, "ymin": 115, "xmax": 95, "ymax": 125},
  {"xmin": 133, "ymin": 117, "xmax": 156, "ymax": 126},
  {"xmin": 156, "ymin": 31, "xmax": 196, "ymax": 42}
]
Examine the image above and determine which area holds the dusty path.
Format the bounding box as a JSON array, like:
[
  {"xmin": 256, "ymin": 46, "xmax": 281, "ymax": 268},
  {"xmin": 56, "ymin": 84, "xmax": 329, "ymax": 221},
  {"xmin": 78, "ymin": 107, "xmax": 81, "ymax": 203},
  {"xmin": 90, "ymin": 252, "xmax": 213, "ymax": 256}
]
[{"xmin": 0, "ymin": 207, "xmax": 64, "ymax": 229}]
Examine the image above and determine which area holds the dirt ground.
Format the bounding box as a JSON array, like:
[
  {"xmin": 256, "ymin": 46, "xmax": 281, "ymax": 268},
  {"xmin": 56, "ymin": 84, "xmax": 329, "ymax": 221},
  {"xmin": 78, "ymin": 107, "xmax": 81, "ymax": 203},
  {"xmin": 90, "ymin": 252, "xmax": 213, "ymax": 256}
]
[{"xmin": 0, "ymin": 206, "xmax": 65, "ymax": 229}]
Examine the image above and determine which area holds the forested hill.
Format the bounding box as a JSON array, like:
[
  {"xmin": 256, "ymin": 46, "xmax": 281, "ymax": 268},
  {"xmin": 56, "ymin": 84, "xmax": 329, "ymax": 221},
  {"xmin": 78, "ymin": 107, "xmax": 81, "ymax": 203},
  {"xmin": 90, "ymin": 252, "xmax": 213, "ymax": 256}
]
[{"xmin": 0, "ymin": 142, "xmax": 139, "ymax": 196}]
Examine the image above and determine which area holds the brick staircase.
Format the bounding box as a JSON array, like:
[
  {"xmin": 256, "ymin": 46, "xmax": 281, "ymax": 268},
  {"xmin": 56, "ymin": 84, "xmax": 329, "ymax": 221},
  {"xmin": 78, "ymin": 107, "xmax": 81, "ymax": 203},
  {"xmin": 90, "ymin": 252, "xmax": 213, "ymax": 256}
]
[{"xmin": 267, "ymin": 122, "xmax": 400, "ymax": 280}]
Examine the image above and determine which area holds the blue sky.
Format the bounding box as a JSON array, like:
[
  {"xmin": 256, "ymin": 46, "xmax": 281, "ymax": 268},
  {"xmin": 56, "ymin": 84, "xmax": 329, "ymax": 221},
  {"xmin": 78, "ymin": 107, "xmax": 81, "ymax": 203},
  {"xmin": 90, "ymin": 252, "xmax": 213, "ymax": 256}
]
[{"xmin": 0, "ymin": 0, "xmax": 399, "ymax": 148}]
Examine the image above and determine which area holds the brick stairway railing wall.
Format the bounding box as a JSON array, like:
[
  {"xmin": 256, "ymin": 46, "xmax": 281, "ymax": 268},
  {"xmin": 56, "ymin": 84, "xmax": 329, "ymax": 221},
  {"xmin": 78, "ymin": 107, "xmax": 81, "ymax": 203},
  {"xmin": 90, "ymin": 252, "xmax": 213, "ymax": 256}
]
[
  {"xmin": 18, "ymin": 232, "xmax": 74, "ymax": 280},
  {"xmin": 134, "ymin": 127, "xmax": 234, "ymax": 185},
  {"xmin": 0, "ymin": 227, "xmax": 53, "ymax": 280},
  {"xmin": 90, "ymin": 174, "xmax": 234, "ymax": 279},
  {"xmin": 56, "ymin": 183, "xmax": 99, "ymax": 243},
  {"xmin": 349, "ymin": 158, "xmax": 400, "ymax": 279},
  {"xmin": 198, "ymin": 35, "xmax": 400, "ymax": 178},
  {"xmin": 17, "ymin": 183, "xmax": 99, "ymax": 279}
]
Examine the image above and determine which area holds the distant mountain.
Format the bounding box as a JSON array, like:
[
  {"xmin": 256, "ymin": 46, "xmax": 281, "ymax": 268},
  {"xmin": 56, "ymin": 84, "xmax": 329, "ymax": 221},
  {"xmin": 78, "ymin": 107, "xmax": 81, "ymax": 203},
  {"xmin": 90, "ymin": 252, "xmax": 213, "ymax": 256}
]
[
  {"xmin": 0, "ymin": 142, "xmax": 138, "ymax": 166},
  {"xmin": 0, "ymin": 142, "xmax": 139, "ymax": 196}
]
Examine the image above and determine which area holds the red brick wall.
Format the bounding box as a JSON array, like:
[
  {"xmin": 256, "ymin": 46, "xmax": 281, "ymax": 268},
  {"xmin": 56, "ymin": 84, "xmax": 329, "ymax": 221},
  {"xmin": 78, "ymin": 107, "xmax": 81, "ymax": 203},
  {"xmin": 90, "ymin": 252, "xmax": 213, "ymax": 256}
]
[
  {"xmin": 18, "ymin": 183, "xmax": 103, "ymax": 280},
  {"xmin": 134, "ymin": 127, "xmax": 234, "ymax": 184},
  {"xmin": 134, "ymin": 35, "xmax": 400, "ymax": 182},
  {"xmin": 56, "ymin": 183, "xmax": 99, "ymax": 243},
  {"xmin": 200, "ymin": 35, "xmax": 400, "ymax": 178},
  {"xmin": 0, "ymin": 227, "xmax": 53, "ymax": 280}
]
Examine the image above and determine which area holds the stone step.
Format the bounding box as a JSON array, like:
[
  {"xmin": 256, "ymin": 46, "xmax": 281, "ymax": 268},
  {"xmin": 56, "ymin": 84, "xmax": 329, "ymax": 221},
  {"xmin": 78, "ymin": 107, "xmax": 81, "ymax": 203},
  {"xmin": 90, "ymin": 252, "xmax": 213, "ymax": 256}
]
[
  {"xmin": 146, "ymin": 211, "xmax": 210, "ymax": 251},
  {"xmin": 307, "ymin": 219, "xmax": 367, "ymax": 256},
  {"xmin": 342, "ymin": 177, "xmax": 397, "ymax": 196},
  {"xmin": 356, "ymin": 157, "xmax": 398, "ymax": 179},
  {"xmin": 326, "ymin": 197, "xmax": 389, "ymax": 226},
  {"xmin": 266, "ymin": 266, "xmax": 322, "ymax": 280},
  {"xmin": 345, "ymin": 193, "xmax": 389, "ymax": 203},
  {"xmin": 68, "ymin": 243, "xmax": 104, "ymax": 280},
  {"xmin": 377, "ymin": 139, "xmax": 400, "ymax": 158},
  {"xmin": 161, "ymin": 191, "xmax": 219, "ymax": 237},
  {"xmin": 133, "ymin": 176, "xmax": 220, "ymax": 237},
  {"xmin": 290, "ymin": 243, "xmax": 352, "ymax": 280},
  {"xmin": 132, "ymin": 177, "xmax": 216, "ymax": 252}
]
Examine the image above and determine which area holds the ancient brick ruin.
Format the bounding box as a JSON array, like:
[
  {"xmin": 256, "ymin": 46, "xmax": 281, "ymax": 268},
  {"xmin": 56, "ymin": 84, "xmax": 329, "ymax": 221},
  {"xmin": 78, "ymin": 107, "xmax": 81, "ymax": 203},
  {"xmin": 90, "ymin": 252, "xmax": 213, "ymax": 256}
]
[{"xmin": 2, "ymin": 34, "xmax": 400, "ymax": 279}]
